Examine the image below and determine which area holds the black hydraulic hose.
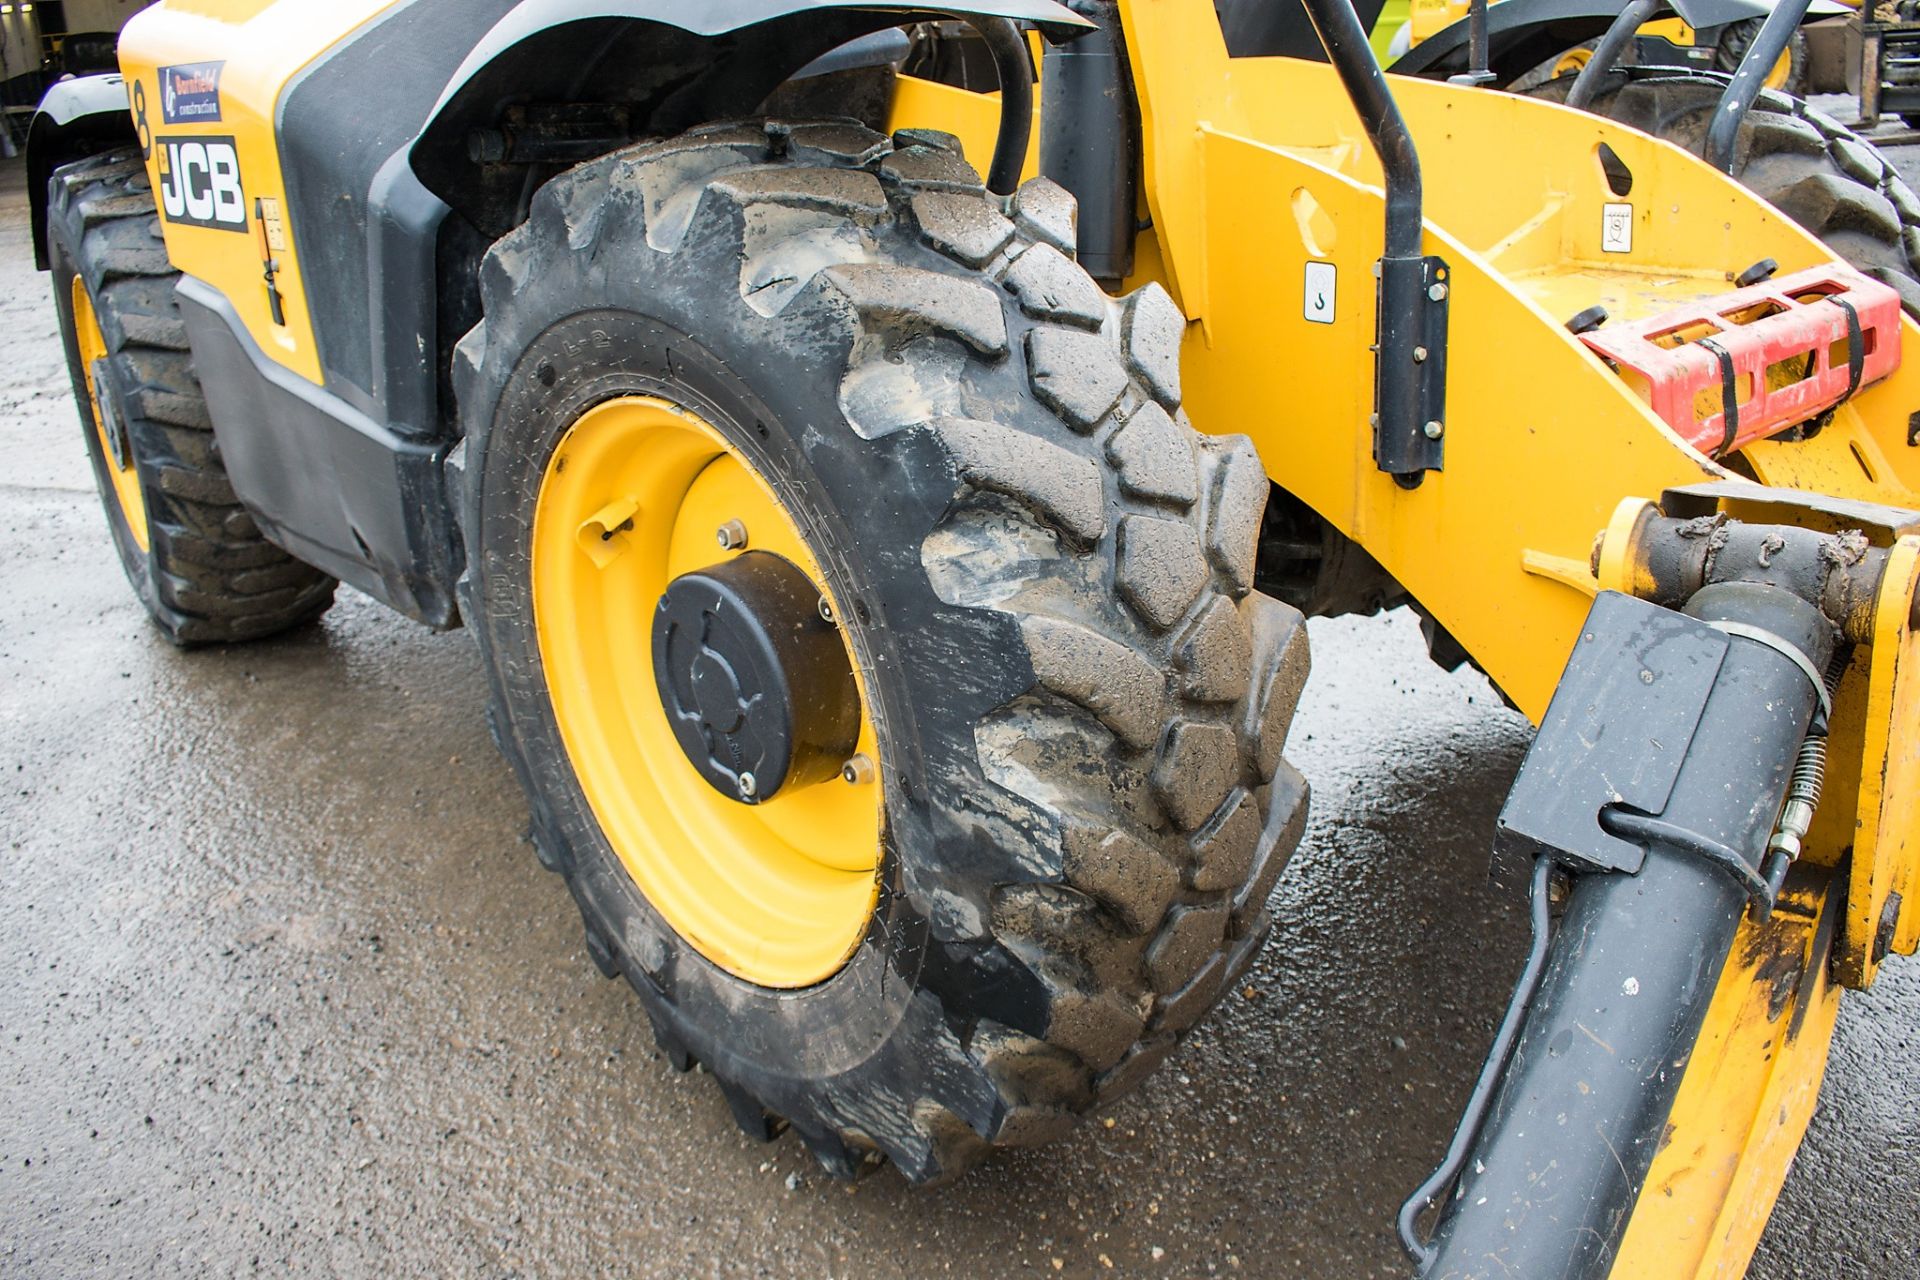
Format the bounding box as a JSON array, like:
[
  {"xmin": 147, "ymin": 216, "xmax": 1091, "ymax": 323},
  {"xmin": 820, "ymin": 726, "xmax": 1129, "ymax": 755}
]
[
  {"xmin": 1296, "ymin": 0, "xmax": 1422, "ymax": 259},
  {"xmin": 970, "ymin": 18, "xmax": 1035, "ymax": 197},
  {"xmin": 1704, "ymin": 0, "xmax": 1814, "ymax": 171},
  {"xmin": 1565, "ymin": 0, "xmax": 1660, "ymax": 110},
  {"xmin": 1396, "ymin": 855, "xmax": 1557, "ymax": 1268}
]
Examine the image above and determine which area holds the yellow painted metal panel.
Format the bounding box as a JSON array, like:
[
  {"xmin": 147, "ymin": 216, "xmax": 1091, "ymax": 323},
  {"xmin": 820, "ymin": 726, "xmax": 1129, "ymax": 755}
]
[
  {"xmin": 1847, "ymin": 536, "xmax": 1920, "ymax": 981},
  {"xmin": 117, "ymin": 0, "xmax": 406, "ymax": 386}
]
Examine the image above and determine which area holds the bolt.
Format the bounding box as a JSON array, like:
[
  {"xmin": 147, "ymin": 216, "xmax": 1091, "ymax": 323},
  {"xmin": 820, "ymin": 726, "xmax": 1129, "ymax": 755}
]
[
  {"xmin": 1413, "ymin": 346, "xmax": 1428, "ymax": 363},
  {"xmin": 716, "ymin": 519, "xmax": 748, "ymax": 551},
  {"xmin": 1428, "ymin": 282, "xmax": 1448, "ymax": 302},
  {"xmin": 1423, "ymin": 420, "xmax": 1445, "ymax": 440},
  {"xmin": 841, "ymin": 754, "xmax": 876, "ymax": 786},
  {"xmin": 818, "ymin": 595, "xmax": 836, "ymax": 625},
  {"xmin": 737, "ymin": 771, "xmax": 758, "ymax": 800}
]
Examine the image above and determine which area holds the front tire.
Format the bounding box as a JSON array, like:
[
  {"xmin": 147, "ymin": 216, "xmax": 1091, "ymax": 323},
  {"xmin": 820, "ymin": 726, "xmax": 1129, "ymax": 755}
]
[{"xmin": 455, "ymin": 120, "xmax": 1311, "ymax": 1182}]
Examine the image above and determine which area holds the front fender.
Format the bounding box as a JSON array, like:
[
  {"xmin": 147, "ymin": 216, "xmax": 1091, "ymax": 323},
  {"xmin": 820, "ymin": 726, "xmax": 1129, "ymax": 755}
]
[
  {"xmin": 411, "ymin": 0, "xmax": 1089, "ymax": 229},
  {"xmin": 438, "ymin": 0, "xmax": 1088, "ymax": 107},
  {"xmin": 26, "ymin": 74, "xmax": 138, "ymax": 271}
]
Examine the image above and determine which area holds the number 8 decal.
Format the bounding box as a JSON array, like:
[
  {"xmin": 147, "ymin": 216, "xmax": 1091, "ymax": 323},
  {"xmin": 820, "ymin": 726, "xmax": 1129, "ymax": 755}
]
[{"xmin": 131, "ymin": 79, "xmax": 151, "ymax": 160}]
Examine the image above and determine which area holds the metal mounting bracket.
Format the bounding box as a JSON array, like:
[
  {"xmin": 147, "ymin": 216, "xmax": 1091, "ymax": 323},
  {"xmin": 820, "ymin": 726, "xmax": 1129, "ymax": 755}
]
[{"xmin": 1374, "ymin": 253, "xmax": 1450, "ymax": 483}]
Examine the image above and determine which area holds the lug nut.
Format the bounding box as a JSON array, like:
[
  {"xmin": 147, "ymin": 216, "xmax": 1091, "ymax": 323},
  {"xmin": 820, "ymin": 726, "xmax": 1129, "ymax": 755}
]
[
  {"xmin": 737, "ymin": 771, "xmax": 758, "ymax": 800},
  {"xmin": 716, "ymin": 519, "xmax": 748, "ymax": 551},
  {"xmin": 818, "ymin": 596, "xmax": 836, "ymax": 624},
  {"xmin": 1423, "ymin": 420, "xmax": 1445, "ymax": 440},
  {"xmin": 841, "ymin": 754, "xmax": 875, "ymax": 786}
]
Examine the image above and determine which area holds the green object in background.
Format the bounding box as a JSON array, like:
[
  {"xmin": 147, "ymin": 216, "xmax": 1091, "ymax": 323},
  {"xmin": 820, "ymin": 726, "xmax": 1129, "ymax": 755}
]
[{"xmin": 1372, "ymin": 0, "xmax": 1411, "ymax": 62}]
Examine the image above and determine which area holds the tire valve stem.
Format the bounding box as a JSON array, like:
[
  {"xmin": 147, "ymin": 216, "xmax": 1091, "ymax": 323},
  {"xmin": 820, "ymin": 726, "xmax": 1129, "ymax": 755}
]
[
  {"xmin": 716, "ymin": 519, "xmax": 748, "ymax": 551},
  {"xmin": 841, "ymin": 754, "xmax": 875, "ymax": 786}
]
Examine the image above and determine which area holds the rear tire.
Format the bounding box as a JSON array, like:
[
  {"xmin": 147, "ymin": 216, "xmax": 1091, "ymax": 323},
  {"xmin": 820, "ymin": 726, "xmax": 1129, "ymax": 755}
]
[
  {"xmin": 1524, "ymin": 75, "xmax": 1920, "ymax": 315},
  {"xmin": 455, "ymin": 120, "xmax": 1311, "ymax": 1182},
  {"xmin": 48, "ymin": 148, "xmax": 335, "ymax": 645}
]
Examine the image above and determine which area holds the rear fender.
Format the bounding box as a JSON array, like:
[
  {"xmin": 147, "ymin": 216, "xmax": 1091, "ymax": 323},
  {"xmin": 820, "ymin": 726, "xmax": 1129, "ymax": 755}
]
[
  {"xmin": 411, "ymin": 0, "xmax": 1089, "ymax": 235},
  {"xmin": 26, "ymin": 75, "xmax": 138, "ymax": 271}
]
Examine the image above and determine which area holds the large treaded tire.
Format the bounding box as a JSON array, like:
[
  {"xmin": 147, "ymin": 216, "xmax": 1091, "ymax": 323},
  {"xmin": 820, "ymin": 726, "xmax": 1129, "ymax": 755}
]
[
  {"xmin": 47, "ymin": 148, "xmax": 335, "ymax": 645},
  {"xmin": 454, "ymin": 119, "xmax": 1311, "ymax": 1183},
  {"xmin": 1525, "ymin": 75, "xmax": 1920, "ymax": 315}
]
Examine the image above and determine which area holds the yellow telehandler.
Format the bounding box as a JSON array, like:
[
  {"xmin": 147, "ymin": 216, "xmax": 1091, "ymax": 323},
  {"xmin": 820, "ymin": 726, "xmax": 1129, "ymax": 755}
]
[{"xmin": 25, "ymin": 1, "xmax": 1918, "ymax": 1275}]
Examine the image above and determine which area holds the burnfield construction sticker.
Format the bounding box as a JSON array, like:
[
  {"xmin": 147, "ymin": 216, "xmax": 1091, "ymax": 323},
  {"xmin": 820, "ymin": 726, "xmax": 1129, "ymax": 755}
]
[{"xmin": 160, "ymin": 62, "xmax": 223, "ymax": 125}]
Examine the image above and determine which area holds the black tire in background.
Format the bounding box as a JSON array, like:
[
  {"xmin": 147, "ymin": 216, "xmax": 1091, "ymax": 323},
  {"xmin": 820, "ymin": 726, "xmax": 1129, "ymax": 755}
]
[
  {"xmin": 455, "ymin": 119, "xmax": 1312, "ymax": 1183},
  {"xmin": 48, "ymin": 148, "xmax": 335, "ymax": 645},
  {"xmin": 1525, "ymin": 75, "xmax": 1920, "ymax": 315},
  {"xmin": 1711, "ymin": 17, "xmax": 1808, "ymax": 98}
]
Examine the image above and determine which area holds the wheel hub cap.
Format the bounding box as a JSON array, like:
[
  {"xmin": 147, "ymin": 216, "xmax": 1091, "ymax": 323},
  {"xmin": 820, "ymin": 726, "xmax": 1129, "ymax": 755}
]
[{"xmin": 654, "ymin": 550, "xmax": 860, "ymax": 804}]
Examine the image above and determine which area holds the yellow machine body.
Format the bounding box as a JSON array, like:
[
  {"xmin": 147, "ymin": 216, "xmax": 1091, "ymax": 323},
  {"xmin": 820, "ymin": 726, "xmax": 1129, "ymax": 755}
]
[
  {"xmin": 109, "ymin": 1, "xmax": 1916, "ymax": 1273},
  {"xmin": 114, "ymin": 0, "xmax": 404, "ymax": 385}
]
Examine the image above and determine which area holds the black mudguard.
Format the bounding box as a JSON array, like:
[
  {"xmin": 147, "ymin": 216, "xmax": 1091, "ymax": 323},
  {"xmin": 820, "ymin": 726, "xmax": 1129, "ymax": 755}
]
[{"xmin": 26, "ymin": 74, "xmax": 138, "ymax": 270}]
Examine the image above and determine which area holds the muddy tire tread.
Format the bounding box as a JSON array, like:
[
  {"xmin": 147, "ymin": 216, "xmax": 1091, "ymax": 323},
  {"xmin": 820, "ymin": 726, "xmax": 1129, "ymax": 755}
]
[{"xmin": 459, "ymin": 120, "xmax": 1311, "ymax": 1183}]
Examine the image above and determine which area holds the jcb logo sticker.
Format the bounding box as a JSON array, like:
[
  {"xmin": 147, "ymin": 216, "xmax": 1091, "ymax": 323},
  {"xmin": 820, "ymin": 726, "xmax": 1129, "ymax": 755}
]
[{"xmin": 157, "ymin": 137, "xmax": 248, "ymax": 232}]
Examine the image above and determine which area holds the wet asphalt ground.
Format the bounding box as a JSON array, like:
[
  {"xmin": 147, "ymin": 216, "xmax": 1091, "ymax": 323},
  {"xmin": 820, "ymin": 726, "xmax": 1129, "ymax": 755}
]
[{"xmin": 1, "ymin": 122, "xmax": 1917, "ymax": 1278}]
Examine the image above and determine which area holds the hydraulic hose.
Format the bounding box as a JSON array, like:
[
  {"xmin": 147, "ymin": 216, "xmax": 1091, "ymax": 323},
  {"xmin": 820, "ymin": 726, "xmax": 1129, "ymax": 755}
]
[
  {"xmin": 969, "ymin": 19, "xmax": 1035, "ymax": 198},
  {"xmin": 1397, "ymin": 855, "xmax": 1557, "ymax": 1268},
  {"xmin": 1704, "ymin": 0, "xmax": 1815, "ymax": 171},
  {"xmin": 1566, "ymin": 0, "xmax": 1660, "ymax": 110}
]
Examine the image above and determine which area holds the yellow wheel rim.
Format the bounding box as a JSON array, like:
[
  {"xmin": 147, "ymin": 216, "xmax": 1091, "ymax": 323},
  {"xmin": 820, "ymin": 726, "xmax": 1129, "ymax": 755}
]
[
  {"xmin": 1764, "ymin": 49, "xmax": 1793, "ymax": 91},
  {"xmin": 531, "ymin": 396, "xmax": 881, "ymax": 989},
  {"xmin": 72, "ymin": 277, "xmax": 148, "ymax": 554},
  {"xmin": 1553, "ymin": 46, "xmax": 1592, "ymax": 79}
]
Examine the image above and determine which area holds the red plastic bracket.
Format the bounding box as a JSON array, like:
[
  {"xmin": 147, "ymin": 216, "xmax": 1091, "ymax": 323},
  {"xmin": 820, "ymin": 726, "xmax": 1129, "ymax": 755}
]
[{"xmin": 1578, "ymin": 265, "xmax": 1902, "ymax": 457}]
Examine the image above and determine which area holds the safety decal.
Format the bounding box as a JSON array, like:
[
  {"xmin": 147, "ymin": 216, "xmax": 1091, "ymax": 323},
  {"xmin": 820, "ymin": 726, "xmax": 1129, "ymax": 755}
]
[
  {"xmin": 157, "ymin": 137, "xmax": 249, "ymax": 233},
  {"xmin": 159, "ymin": 62, "xmax": 224, "ymax": 125},
  {"xmin": 1303, "ymin": 261, "xmax": 1336, "ymax": 324},
  {"xmin": 1602, "ymin": 202, "xmax": 1633, "ymax": 254}
]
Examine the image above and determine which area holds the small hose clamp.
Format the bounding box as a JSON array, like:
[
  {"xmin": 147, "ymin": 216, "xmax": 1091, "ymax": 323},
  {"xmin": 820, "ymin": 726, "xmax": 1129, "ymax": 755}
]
[{"xmin": 1706, "ymin": 620, "xmax": 1833, "ymax": 723}]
